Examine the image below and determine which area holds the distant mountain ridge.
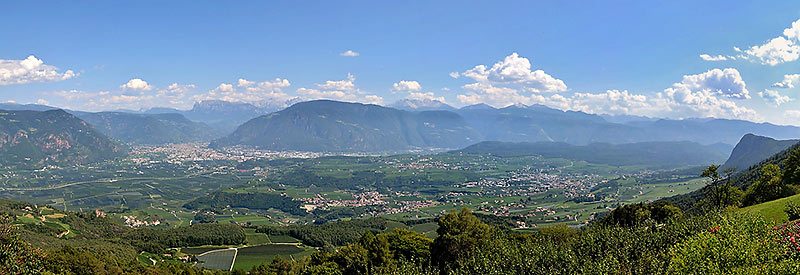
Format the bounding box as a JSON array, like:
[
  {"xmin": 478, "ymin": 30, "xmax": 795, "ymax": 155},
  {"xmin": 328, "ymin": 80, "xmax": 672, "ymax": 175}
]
[
  {"xmin": 212, "ymin": 100, "xmax": 480, "ymax": 152},
  {"xmin": 389, "ymin": 99, "xmax": 455, "ymax": 111},
  {"xmin": 721, "ymin": 134, "xmax": 800, "ymax": 172},
  {"xmin": 0, "ymin": 109, "xmax": 125, "ymax": 167},
  {"xmin": 456, "ymin": 140, "xmax": 731, "ymax": 168},
  {"xmin": 75, "ymin": 112, "xmax": 219, "ymax": 145}
]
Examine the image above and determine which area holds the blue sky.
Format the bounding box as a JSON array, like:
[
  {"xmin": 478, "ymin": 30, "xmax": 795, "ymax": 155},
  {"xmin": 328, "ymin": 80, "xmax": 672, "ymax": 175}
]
[{"xmin": 2, "ymin": 1, "xmax": 800, "ymax": 125}]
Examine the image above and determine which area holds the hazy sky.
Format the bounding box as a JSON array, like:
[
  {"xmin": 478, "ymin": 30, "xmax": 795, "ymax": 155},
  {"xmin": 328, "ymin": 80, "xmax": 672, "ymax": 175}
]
[{"xmin": 2, "ymin": 1, "xmax": 800, "ymax": 125}]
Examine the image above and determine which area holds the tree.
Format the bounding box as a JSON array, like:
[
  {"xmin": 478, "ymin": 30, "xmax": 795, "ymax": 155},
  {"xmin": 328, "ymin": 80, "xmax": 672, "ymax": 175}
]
[
  {"xmin": 783, "ymin": 148, "xmax": 800, "ymax": 185},
  {"xmin": 700, "ymin": 165, "xmax": 743, "ymax": 209},
  {"xmin": 745, "ymin": 164, "xmax": 789, "ymax": 205},
  {"xmin": 431, "ymin": 208, "xmax": 491, "ymax": 271},
  {"xmin": 385, "ymin": 228, "xmax": 432, "ymax": 264}
]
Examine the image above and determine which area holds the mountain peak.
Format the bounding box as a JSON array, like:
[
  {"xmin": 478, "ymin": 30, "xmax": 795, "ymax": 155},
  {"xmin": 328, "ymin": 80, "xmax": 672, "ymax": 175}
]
[{"xmin": 389, "ymin": 98, "xmax": 454, "ymax": 111}]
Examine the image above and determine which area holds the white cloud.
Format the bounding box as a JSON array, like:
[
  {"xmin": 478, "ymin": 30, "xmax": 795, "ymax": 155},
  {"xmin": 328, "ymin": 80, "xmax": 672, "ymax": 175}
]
[
  {"xmin": 237, "ymin": 78, "xmax": 255, "ymax": 87},
  {"xmin": 699, "ymin": 54, "xmax": 728, "ymax": 61},
  {"xmin": 193, "ymin": 78, "xmax": 292, "ymax": 104},
  {"xmin": 0, "ymin": 55, "xmax": 76, "ymax": 85},
  {"xmin": 772, "ymin": 74, "xmax": 800, "ymax": 88},
  {"xmin": 392, "ymin": 80, "xmax": 422, "ymax": 92},
  {"xmin": 759, "ymin": 89, "xmax": 794, "ymax": 106},
  {"xmin": 671, "ymin": 68, "xmax": 750, "ymax": 99},
  {"xmin": 740, "ymin": 36, "xmax": 800, "ymax": 66},
  {"xmin": 725, "ymin": 19, "xmax": 800, "ymax": 66},
  {"xmin": 462, "ymin": 53, "xmax": 567, "ymax": 93},
  {"xmin": 407, "ymin": 91, "xmax": 446, "ymax": 103},
  {"xmin": 317, "ymin": 73, "xmax": 356, "ymax": 91},
  {"xmin": 340, "ymin": 50, "xmax": 360, "ymax": 57},
  {"xmin": 457, "ymin": 68, "xmax": 759, "ymax": 121},
  {"xmin": 297, "ymin": 74, "xmax": 383, "ymax": 104},
  {"xmin": 120, "ymin": 78, "xmax": 153, "ymax": 91},
  {"xmin": 455, "ymin": 53, "xmax": 568, "ymax": 107},
  {"xmin": 449, "ymin": 72, "xmax": 460, "ymax": 79}
]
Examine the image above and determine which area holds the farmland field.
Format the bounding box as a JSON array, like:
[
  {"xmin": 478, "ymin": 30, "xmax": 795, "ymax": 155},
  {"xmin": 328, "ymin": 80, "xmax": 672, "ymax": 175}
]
[
  {"xmin": 232, "ymin": 244, "xmax": 314, "ymax": 271},
  {"xmin": 195, "ymin": 248, "xmax": 237, "ymax": 271}
]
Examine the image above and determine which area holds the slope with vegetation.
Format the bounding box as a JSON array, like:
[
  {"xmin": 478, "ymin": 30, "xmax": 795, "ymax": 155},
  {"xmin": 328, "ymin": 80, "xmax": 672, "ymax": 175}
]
[
  {"xmin": 0, "ymin": 109, "xmax": 126, "ymax": 167},
  {"xmin": 212, "ymin": 100, "xmax": 481, "ymax": 152},
  {"xmin": 76, "ymin": 111, "xmax": 219, "ymax": 144}
]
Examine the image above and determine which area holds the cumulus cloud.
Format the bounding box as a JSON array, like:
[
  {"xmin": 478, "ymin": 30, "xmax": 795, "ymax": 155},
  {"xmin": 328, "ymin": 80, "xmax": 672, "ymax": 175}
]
[
  {"xmin": 699, "ymin": 54, "xmax": 728, "ymax": 61},
  {"xmin": 340, "ymin": 50, "xmax": 360, "ymax": 57},
  {"xmin": 237, "ymin": 78, "xmax": 255, "ymax": 87},
  {"xmin": 296, "ymin": 74, "xmax": 384, "ymax": 104},
  {"xmin": 772, "ymin": 74, "xmax": 800, "ymax": 88},
  {"xmin": 0, "ymin": 55, "xmax": 76, "ymax": 85},
  {"xmin": 462, "ymin": 53, "xmax": 567, "ymax": 93},
  {"xmin": 449, "ymin": 72, "xmax": 460, "ymax": 79},
  {"xmin": 120, "ymin": 78, "xmax": 153, "ymax": 91},
  {"xmin": 457, "ymin": 68, "xmax": 759, "ymax": 121},
  {"xmin": 711, "ymin": 19, "xmax": 800, "ymax": 66},
  {"xmin": 669, "ymin": 68, "xmax": 750, "ymax": 99},
  {"xmin": 193, "ymin": 78, "xmax": 292, "ymax": 103},
  {"xmin": 454, "ymin": 53, "xmax": 568, "ymax": 107},
  {"xmin": 759, "ymin": 89, "xmax": 794, "ymax": 106},
  {"xmin": 392, "ymin": 80, "xmax": 422, "ymax": 92},
  {"xmin": 407, "ymin": 91, "xmax": 447, "ymax": 103}
]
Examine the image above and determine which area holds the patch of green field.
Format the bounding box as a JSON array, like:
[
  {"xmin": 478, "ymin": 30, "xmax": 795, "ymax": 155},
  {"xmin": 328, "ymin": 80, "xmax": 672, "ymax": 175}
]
[
  {"xmin": 195, "ymin": 248, "xmax": 236, "ymax": 271},
  {"xmin": 268, "ymin": 234, "xmax": 300, "ymax": 243},
  {"xmin": 741, "ymin": 193, "xmax": 800, "ymax": 223},
  {"xmin": 244, "ymin": 228, "xmax": 272, "ymax": 245},
  {"xmin": 232, "ymin": 244, "xmax": 311, "ymax": 271}
]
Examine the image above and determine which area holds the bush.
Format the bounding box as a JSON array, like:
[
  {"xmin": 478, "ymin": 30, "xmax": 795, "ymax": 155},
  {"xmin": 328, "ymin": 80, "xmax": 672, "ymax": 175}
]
[{"xmin": 786, "ymin": 201, "xmax": 800, "ymax": 221}]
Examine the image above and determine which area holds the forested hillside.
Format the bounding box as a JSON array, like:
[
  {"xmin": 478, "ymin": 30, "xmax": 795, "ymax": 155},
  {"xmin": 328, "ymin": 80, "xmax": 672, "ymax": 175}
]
[{"xmin": 0, "ymin": 109, "xmax": 126, "ymax": 167}]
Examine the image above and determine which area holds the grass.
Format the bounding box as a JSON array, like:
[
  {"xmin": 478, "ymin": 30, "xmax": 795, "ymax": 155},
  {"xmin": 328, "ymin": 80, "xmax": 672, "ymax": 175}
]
[
  {"xmin": 232, "ymin": 244, "xmax": 311, "ymax": 271},
  {"xmin": 244, "ymin": 228, "xmax": 272, "ymax": 245},
  {"xmin": 195, "ymin": 248, "xmax": 236, "ymax": 271},
  {"xmin": 741, "ymin": 193, "xmax": 800, "ymax": 223},
  {"xmin": 268, "ymin": 234, "xmax": 301, "ymax": 243}
]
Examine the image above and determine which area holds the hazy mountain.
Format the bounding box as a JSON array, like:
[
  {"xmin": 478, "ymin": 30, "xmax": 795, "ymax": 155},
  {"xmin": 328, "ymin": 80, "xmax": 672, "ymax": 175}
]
[
  {"xmin": 0, "ymin": 103, "xmax": 55, "ymax": 112},
  {"xmin": 75, "ymin": 112, "xmax": 219, "ymax": 145},
  {"xmin": 721, "ymin": 134, "xmax": 800, "ymax": 172},
  {"xmin": 389, "ymin": 99, "xmax": 455, "ymax": 111},
  {"xmin": 0, "ymin": 109, "xmax": 126, "ymax": 167},
  {"xmin": 456, "ymin": 104, "xmax": 800, "ymax": 146},
  {"xmin": 212, "ymin": 100, "xmax": 480, "ymax": 152},
  {"xmin": 457, "ymin": 140, "xmax": 730, "ymax": 169},
  {"xmin": 456, "ymin": 104, "xmax": 646, "ymax": 144}
]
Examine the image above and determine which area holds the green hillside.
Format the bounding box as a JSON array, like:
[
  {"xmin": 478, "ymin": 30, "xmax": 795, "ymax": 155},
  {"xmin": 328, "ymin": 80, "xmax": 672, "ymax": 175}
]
[
  {"xmin": 212, "ymin": 100, "xmax": 481, "ymax": 152},
  {"xmin": 0, "ymin": 109, "xmax": 126, "ymax": 167},
  {"xmin": 741, "ymin": 193, "xmax": 800, "ymax": 223},
  {"xmin": 721, "ymin": 133, "xmax": 799, "ymax": 172},
  {"xmin": 76, "ymin": 112, "xmax": 219, "ymax": 144}
]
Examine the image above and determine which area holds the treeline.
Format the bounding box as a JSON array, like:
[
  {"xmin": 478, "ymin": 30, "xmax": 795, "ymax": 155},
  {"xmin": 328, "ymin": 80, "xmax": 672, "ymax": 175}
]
[
  {"xmin": 255, "ymin": 217, "xmax": 389, "ymax": 247},
  {"xmin": 183, "ymin": 191, "xmax": 306, "ymax": 216},
  {"xmin": 124, "ymin": 223, "xmax": 246, "ymax": 251},
  {"xmin": 243, "ymin": 207, "xmax": 800, "ymax": 274}
]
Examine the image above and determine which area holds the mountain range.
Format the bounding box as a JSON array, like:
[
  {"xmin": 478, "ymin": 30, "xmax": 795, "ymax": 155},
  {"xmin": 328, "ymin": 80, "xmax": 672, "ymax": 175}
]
[
  {"xmin": 0, "ymin": 109, "xmax": 125, "ymax": 167},
  {"xmin": 211, "ymin": 100, "xmax": 800, "ymax": 152},
  {"xmin": 456, "ymin": 140, "xmax": 731, "ymax": 168},
  {"xmin": 211, "ymin": 100, "xmax": 480, "ymax": 152},
  {"xmin": 74, "ymin": 112, "xmax": 219, "ymax": 145}
]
